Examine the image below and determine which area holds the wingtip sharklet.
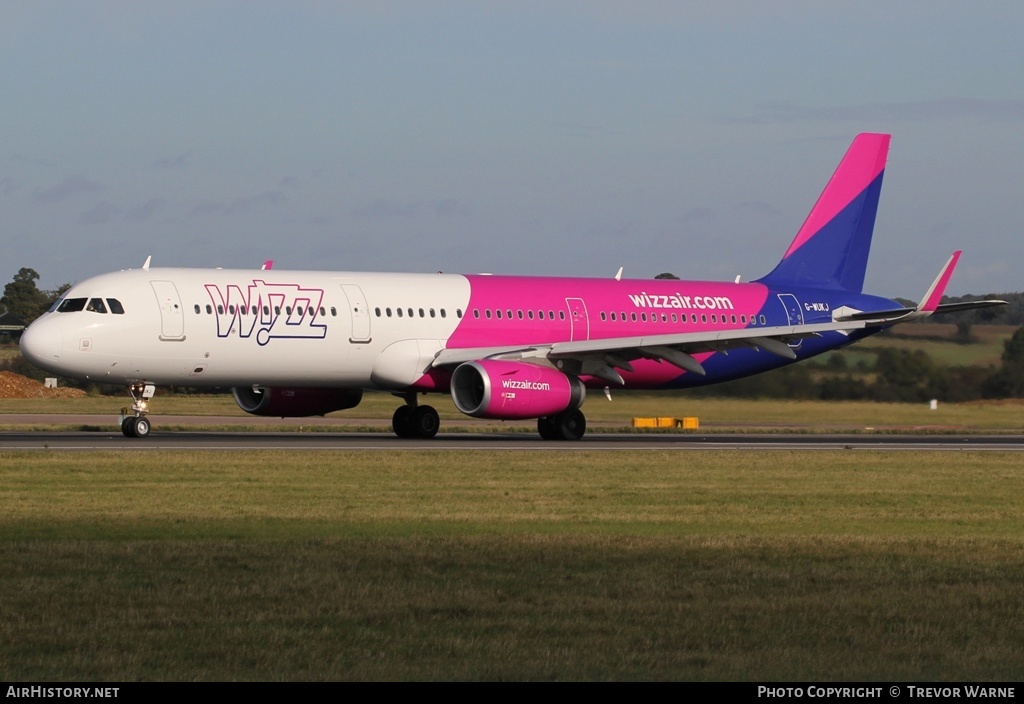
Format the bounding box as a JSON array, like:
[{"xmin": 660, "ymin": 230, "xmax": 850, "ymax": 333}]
[{"xmin": 917, "ymin": 250, "xmax": 961, "ymax": 314}]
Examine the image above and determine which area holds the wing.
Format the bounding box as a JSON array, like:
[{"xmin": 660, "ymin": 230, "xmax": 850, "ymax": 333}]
[{"xmin": 432, "ymin": 319, "xmax": 870, "ymax": 385}]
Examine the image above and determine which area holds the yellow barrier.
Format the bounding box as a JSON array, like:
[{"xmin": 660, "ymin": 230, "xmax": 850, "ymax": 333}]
[{"xmin": 631, "ymin": 417, "xmax": 699, "ymax": 430}]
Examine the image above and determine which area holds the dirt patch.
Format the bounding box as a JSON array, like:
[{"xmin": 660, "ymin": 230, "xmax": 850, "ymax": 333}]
[{"xmin": 0, "ymin": 372, "xmax": 87, "ymax": 399}]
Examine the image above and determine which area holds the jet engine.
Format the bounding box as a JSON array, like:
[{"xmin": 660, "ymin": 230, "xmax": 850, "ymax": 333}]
[
  {"xmin": 232, "ymin": 386, "xmax": 363, "ymax": 417},
  {"xmin": 451, "ymin": 360, "xmax": 585, "ymax": 420}
]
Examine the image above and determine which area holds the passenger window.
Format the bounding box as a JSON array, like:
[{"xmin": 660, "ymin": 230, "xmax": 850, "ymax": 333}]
[
  {"xmin": 217, "ymin": 305, "xmax": 225, "ymax": 314},
  {"xmin": 496, "ymin": 309, "xmax": 502, "ymax": 319},
  {"xmin": 430, "ymin": 309, "xmax": 436, "ymax": 318},
  {"xmin": 386, "ymin": 308, "xmax": 392, "ymax": 317},
  {"xmin": 419, "ymin": 308, "xmax": 425, "ymax": 317},
  {"xmin": 194, "ymin": 304, "xmax": 200, "ymax": 314},
  {"xmin": 440, "ymin": 309, "xmax": 447, "ymax": 318},
  {"xmin": 517, "ymin": 310, "xmax": 523, "ymax": 320},
  {"xmin": 375, "ymin": 307, "xmax": 381, "ymax": 317},
  {"xmin": 397, "ymin": 308, "xmax": 403, "ymax": 318},
  {"xmin": 528, "ymin": 310, "xmax": 534, "ymax": 320},
  {"xmin": 108, "ymin": 299, "xmax": 125, "ymax": 315},
  {"xmin": 456, "ymin": 309, "xmax": 462, "ymax": 318},
  {"xmin": 331, "ymin": 307, "xmax": 337, "ymax": 316}
]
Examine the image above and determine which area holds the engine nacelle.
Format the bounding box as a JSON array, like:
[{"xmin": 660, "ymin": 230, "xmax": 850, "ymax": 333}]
[
  {"xmin": 451, "ymin": 360, "xmax": 585, "ymax": 420},
  {"xmin": 232, "ymin": 386, "xmax": 363, "ymax": 417}
]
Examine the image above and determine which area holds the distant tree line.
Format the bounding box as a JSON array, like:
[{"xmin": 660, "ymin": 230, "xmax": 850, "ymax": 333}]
[
  {"xmin": 0, "ymin": 267, "xmax": 71, "ymax": 329},
  {"xmin": 688, "ymin": 326, "xmax": 1024, "ymax": 402}
]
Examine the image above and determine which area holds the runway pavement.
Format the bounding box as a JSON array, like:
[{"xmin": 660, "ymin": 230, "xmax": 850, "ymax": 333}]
[{"xmin": 3, "ymin": 430, "xmax": 1024, "ymax": 451}]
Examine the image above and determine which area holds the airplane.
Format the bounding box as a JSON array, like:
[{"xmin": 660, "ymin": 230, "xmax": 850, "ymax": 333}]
[{"xmin": 19, "ymin": 133, "xmax": 1005, "ymax": 439}]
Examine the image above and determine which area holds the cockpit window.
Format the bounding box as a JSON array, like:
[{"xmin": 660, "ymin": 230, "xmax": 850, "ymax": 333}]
[
  {"xmin": 57, "ymin": 298, "xmax": 87, "ymax": 313},
  {"xmin": 108, "ymin": 299, "xmax": 124, "ymax": 314},
  {"xmin": 86, "ymin": 298, "xmax": 108, "ymax": 314}
]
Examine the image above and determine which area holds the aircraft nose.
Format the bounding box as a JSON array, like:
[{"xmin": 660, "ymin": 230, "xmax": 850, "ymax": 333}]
[{"xmin": 19, "ymin": 319, "xmax": 63, "ymax": 369}]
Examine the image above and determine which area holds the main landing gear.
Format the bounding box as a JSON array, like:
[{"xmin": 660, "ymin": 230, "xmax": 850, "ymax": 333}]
[
  {"xmin": 537, "ymin": 409, "xmax": 587, "ymax": 441},
  {"xmin": 121, "ymin": 382, "xmax": 156, "ymax": 438},
  {"xmin": 391, "ymin": 393, "xmax": 440, "ymax": 439}
]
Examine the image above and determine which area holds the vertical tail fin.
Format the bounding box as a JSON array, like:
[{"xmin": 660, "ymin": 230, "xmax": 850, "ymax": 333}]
[{"xmin": 757, "ymin": 133, "xmax": 890, "ymax": 292}]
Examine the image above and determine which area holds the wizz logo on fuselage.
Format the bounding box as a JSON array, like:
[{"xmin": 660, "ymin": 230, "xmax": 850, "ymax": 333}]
[{"xmin": 205, "ymin": 280, "xmax": 327, "ymax": 345}]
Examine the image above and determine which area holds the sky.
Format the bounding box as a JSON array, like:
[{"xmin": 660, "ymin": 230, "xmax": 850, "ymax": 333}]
[{"xmin": 2, "ymin": 1, "xmax": 1023, "ymax": 297}]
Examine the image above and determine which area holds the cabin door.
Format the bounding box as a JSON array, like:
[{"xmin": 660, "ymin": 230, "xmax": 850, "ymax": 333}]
[
  {"xmin": 776, "ymin": 293, "xmax": 804, "ymax": 349},
  {"xmin": 151, "ymin": 280, "xmax": 185, "ymax": 341},
  {"xmin": 341, "ymin": 284, "xmax": 371, "ymax": 343},
  {"xmin": 565, "ymin": 297, "xmax": 590, "ymax": 342}
]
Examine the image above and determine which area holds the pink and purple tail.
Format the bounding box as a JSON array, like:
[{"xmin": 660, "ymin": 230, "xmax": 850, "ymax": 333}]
[{"xmin": 757, "ymin": 133, "xmax": 890, "ymax": 293}]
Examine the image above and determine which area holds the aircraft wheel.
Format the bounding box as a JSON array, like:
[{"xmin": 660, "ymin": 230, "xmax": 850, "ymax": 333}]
[
  {"xmin": 537, "ymin": 416, "xmax": 560, "ymax": 441},
  {"xmin": 131, "ymin": 416, "xmax": 152, "ymax": 439},
  {"xmin": 121, "ymin": 417, "xmax": 135, "ymax": 437},
  {"xmin": 392, "ymin": 406, "xmax": 414, "ymax": 438},
  {"xmin": 556, "ymin": 409, "xmax": 586, "ymax": 441},
  {"xmin": 412, "ymin": 405, "xmax": 440, "ymax": 439}
]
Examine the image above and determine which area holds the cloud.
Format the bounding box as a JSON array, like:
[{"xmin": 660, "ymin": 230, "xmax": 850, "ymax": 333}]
[
  {"xmin": 32, "ymin": 175, "xmax": 104, "ymax": 203},
  {"xmin": 351, "ymin": 198, "xmax": 473, "ymax": 219},
  {"xmin": 432, "ymin": 198, "xmax": 473, "ymax": 218},
  {"xmin": 152, "ymin": 151, "xmax": 192, "ymax": 170},
  {"xmin": 729, "ymin": 98, "xmax": 1024, "ymax": 125},
  {"xmin": 351, "ymin": 199, "xmax": 421, "ymax": 218},
  {"xmin": 78, "ymin": 201, "xmax": 121, "ymax": 226},
  {"xmin": 224, "ymin": 190, "xmax": 286, "ymax": 215},
  {"xmin": 678, "ymin": 206, "xmax": 715, "ymax": 223},
  {"xmin": 127, "ymin": 197, "xmax": 166, "ymax": 221},
  {"xmin": 0, "ymin": 178, "xmax": 16, "ymax": 196},
  {"xmin": 734, "ymin": 201, "xmax": 781, "ymax": 218},
  {"xmin": 188, "ymin": 190, "xmax": 287, "ymax": 218}
]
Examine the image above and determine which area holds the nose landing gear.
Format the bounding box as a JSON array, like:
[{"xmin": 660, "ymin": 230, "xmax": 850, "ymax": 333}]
[{"xmin": 121, "ymin": 382, "xmax": 156, "ymax": 438}]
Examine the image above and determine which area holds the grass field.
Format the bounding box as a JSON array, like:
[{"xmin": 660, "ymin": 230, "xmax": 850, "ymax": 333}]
[
  {"xmin": 848, "ymin": 324, "xmax": 1016, "ymax": 368},
  {"xmin": 2, "ymin": 449, "xmax": 1023, "ymax": 680}
]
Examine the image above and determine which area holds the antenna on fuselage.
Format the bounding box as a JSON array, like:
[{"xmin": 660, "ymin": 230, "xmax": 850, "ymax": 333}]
[
  {"xmin": 262, "ymin": 260, "xmax": 273, "ymax": 270},
  {"xmin": 614, "ymin": 267, "xmax": 623, "ymax": 281},
  {"xmin": 142, "ymin": 256, "xmax": 151, "ymax": 271},
  {"xmin": 734, "ymin": 275, "xmax": 741, "ymax": 283}
]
